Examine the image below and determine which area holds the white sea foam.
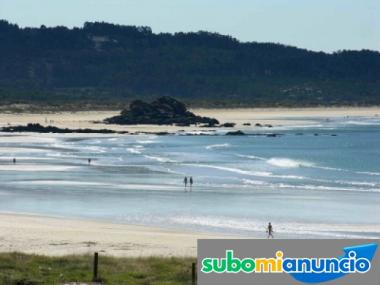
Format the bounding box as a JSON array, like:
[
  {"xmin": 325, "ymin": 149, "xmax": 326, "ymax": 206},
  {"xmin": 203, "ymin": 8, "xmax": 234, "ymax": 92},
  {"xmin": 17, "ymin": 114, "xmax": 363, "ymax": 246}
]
[
  {"xmin": 345, "ymin": 120, "xmax": 380, "ymax": 126},
  {"xmin": 186, "ymin": 164, "xmax": 304, "ymax": 180},
  {"xmin": 242, "ymin": 179, "xmax": 268, "ymax": 186},
  {"xmin": 0, "ymin": 164, "xmax": 78, "ymax": 171},
  {"xmin": 267, "ymin": 157, "xmax": 314, "ymax": 168},
  {"xmin": 274, "ymin": 183, "xmax": 380, "ymax": 193},
  {"xmin": 237, "ymin": 154, "xmax": 266, "ymax": 160},
  {"xmin": 9, "ymin": 180, "xmax": 180, "ymax": 191},
  {"xmin": 205, "ymin": 143, "xmax": 231, "ymax": 150},
  {"xmin": 0, "ymin": 156, "xmax": 53, "ymax": 161},
  {"xmin": 127, "ymin": 145, "xmax": 144, "ymax": 154},
  {"xmin": 0, "ymin": 147, "xmax": 46, "ymax": 153},
  {"xmin": 357, "ymin": 171, "xmax": 380, "ymax": 176},
  {"xmin": 171, "ymin": 216, "xmax": 380, "ymax": 239},
  {"xmin": 11, "ymin": 180, "xmax": 107, "ymax": 186},
  {"xmin": 144, "ymin": 155, "xmax": 176, "ymax": 163},
  {"xmin": 136, "ymin": 140, "xmax": 157, "ymax": 144},
  {"xmin": 82, "ymin": 146, "xmax": 107, "ymax": 153},
  {"xmin": 335, "ymin": 180, "xmax": 379, "ymax": 187},
  {"xmin": 239, "ymin": 154, "xmax": 374, "ymax": 177}
]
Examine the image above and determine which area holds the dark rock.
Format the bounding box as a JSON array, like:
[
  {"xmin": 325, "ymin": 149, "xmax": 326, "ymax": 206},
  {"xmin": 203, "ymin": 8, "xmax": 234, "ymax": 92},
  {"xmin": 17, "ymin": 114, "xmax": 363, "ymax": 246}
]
[
  {"xmin": 1, "ymin": 123, "xmax": 122, "ymax": 134},
  {"xmin": 225, "ymin": 130, "xmax": 245, "ymax": 136},
  {"xmin": 175, "ymin": 122, "xmax": 191, "ymax": 127},
  {"xmin": 266, "ymin": 133, "xmax": 278, "ymax": 137},
  {"xmin": 220, "ymin": 122, "xmax": 236, "ymax": 128},
  {"xmin": 265, "ymin": 124, "xmax": 273, "ymax": 128},
  {"xmin": 243, "ymin": 123, "xmax": 251, "ymax": 126},
  {"xmin": 105, "ymin": 97, "xmax": 219, "ymax": 126},
  {"xmin": 255, "ymin": 123, "xmax": 262, "ymax": 127}
]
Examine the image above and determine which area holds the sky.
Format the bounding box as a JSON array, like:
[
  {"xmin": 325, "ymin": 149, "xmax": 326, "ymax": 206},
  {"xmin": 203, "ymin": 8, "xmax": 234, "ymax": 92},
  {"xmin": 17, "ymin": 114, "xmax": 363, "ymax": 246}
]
[{"xmin": 0, "ymin": 0, "xmax": 379, "ymax": 52}]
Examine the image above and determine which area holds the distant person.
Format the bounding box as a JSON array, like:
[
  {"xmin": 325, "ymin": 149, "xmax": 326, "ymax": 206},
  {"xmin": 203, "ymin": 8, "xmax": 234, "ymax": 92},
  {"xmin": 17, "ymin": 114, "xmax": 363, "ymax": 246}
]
[
  {"xmin": 88, "ymin": 158, "xmax": 92, "ymax": 165},
  {"xmin": 267, "ymin": 222, "xmax": 274, "ymax": 239},
  {"xmin": 184, "ymin": 176, "xmax": 188, "ymax": 190},
  {"xmin": 189, "ymin": 176, "xmax": 193, "ymax": 190},
  {"xmin": 12, "ymin": 158, "xmax": 16, "ymax": 164}
]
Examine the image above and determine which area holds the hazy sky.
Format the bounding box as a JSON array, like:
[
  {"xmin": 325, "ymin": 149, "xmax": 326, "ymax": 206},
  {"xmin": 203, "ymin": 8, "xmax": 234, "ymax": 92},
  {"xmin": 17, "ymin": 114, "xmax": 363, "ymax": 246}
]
[{"xmin": 1, "ymin": 0, "xmax": 379, "ymax": 52}]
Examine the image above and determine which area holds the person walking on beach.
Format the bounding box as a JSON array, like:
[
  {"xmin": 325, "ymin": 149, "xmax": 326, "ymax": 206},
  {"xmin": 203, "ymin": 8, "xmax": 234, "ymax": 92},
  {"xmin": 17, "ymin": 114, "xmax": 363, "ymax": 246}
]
[
  {"xmin": 189, "ymin": 176, "xmax": 193, "ymax": 191},
  {"xmin": 12, "ymin": 158, "xmax": 16, "ymax": 164},
  {"xmin": 267, "ymin": 222, "xmax": 274, "ymax": 239},
  {"xmin": 184, "ymin": 176, "xmax": 188, "ymax": 191}
]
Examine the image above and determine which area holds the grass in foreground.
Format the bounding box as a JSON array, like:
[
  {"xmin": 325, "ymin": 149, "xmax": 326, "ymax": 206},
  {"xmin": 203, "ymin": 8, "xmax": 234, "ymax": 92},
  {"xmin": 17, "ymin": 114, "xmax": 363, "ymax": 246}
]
[{"xmin": 0, "ymin": 252, "xmax": 196, "ymax": 285}]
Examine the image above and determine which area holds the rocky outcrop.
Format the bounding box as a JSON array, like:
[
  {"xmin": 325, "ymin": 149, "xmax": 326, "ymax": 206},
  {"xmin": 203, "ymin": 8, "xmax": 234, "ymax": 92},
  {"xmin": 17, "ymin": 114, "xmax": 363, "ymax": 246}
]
[
  {"xmin": 220, "ymin": 122, "xmax": 236, "ymax": 128},
  {"xmin": 1, "ymin": 123, "xmax": 122, "ymax": 134},
  {"xmin": 225, "ymin": 130, "xmax": 245, "ymax": 136},
  {"xmin": 104, "ymin": 97, "xmax": 219, "ymax": 126}
]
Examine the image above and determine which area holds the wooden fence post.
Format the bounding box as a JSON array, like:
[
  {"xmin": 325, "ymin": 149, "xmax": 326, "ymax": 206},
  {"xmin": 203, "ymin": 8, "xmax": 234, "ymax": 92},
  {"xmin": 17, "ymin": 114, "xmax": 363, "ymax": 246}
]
[
  {"xmin": 192, "ymin": 262, "xmax": 196, "ymax": 285},
  {"xmin": 93, "ymin": 252, "xmax": 99, "ymax": 282}
]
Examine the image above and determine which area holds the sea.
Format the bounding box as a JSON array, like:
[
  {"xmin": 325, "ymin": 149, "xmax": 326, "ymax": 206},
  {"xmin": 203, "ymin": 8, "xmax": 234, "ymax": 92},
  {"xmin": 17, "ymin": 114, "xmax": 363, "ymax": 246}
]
[{"xmin": 1, "ymin": 116, "xmax": 380, "ymax": 239}]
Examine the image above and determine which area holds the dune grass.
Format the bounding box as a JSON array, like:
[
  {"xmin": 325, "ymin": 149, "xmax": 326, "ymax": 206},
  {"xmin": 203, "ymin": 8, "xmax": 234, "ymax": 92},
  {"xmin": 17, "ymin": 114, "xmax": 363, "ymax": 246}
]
[{"xmin": 0, "ymin": 252, "xmax": 196, "ymax": 285}]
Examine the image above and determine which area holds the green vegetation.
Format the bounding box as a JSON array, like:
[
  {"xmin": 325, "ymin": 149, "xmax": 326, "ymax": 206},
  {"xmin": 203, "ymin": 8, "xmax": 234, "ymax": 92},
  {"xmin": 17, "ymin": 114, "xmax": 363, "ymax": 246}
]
[
  {"xmin": 0, "ymin": 20, "xmax": 380, "ymax": 107},
  {"xmin": 0, "ymin": 252, "xmax": 195, "ymax": 285}
]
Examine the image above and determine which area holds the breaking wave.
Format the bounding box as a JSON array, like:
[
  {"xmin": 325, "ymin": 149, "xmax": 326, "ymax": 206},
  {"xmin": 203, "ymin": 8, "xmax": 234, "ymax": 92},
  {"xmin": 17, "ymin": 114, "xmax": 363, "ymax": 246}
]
[
  {"xmin": 205, "ymin": 143, "xmax": 231, "ymax": 150},
  {"xmin": 267, "ymin": 158, "xmax": 314, "ymax": 168}
]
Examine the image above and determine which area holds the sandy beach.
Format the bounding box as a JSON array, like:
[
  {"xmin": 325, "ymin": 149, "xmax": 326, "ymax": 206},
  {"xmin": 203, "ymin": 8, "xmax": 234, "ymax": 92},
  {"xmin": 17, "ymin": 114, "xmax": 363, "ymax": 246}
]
[
  {"xmin": 0, "ymin": 107, "xmax": 379, "ymax": 133},
  {"xmin": 0, "ymin": 213, "xmax": 233, "ymax": 257}
]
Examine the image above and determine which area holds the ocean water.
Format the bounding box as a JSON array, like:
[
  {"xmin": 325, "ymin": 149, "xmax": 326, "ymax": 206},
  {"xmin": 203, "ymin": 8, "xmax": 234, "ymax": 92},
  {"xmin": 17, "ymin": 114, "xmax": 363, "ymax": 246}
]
[{"xmin": 0, "ymin": 116, "xmax": 380, "ymax": 239}]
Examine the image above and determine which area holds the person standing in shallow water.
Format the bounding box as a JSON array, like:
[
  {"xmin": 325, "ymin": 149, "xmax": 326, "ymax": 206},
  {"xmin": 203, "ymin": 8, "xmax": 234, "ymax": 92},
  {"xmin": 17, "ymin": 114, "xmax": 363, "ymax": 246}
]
[
  {"xmin": 184, "ymin": 176, "xmax": 188, "ymax": 191},
  {"xmin": 88, "ymin": 158, "xmax": 92, "ymax": 165},
  {"xmin": 189, "ymin": 176, "xmax": 193, "ymax": 191},
  {"xmin": 267, "ymin": 222, "xmax": 274, "ymax": 239},
  {"xmin": 12, "ymin": 158, "xmax": 16, "ymax": 164}
]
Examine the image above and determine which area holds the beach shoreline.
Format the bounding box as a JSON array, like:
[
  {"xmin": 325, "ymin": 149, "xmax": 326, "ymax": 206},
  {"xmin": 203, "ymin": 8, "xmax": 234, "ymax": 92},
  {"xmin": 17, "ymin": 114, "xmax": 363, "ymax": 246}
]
[
  {"xmin": 0, "ymin": 212, "xmax": 236, "ymax": 257},
  {"xmin": 0, "ymin": 107, "xmax": 379, "ymax": 134}
]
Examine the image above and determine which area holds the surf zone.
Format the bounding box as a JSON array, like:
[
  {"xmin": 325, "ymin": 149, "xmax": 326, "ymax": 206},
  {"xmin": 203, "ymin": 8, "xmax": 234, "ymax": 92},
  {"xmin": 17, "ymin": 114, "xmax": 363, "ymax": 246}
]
[{"xmin": 201, "ymin": 243, "xmax": 378, "ymax": 283}]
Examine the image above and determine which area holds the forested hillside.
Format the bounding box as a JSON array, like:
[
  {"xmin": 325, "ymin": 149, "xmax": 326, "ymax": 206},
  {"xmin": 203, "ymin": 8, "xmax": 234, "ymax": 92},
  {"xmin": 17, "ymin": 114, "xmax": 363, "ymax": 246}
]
[{"xmin": 1, "ymin": 20, "xmax": 379, "ymax": 107}]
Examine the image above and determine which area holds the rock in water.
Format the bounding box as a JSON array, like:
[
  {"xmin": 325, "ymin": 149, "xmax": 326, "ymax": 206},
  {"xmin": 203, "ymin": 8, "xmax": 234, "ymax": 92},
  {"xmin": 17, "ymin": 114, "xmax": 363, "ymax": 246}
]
[
  {"xmin": 104, "ymin": 97, "xmax": 219, "ymax": 126},
  {"xmin": 225, "ymin": 130, "xmax": 245, "ymax": 136}
]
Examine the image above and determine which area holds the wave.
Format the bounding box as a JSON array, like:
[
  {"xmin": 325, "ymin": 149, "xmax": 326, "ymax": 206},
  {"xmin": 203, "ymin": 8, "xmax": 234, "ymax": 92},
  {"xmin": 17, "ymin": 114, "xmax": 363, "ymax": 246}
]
[
  {"xmin": 0, "ymin": 147, "xmax": 46, "ymax": 153},
  {"xmin": 136, "ymin": 140, "xmax": 157, "ymax": 144},
  {"xmin": 238, "ymin": 154, "xmax": 315, "ymax": 169},
  {"xmin": 357, "ymin": 171, "xmax": 380, "ymax": 176},
  {"xmin": 144, "ymin": 155, "xmax": 176, "ymax": 163},
  {"xmin": 236, "ymin": 154, "xmax": 265, "ymax": 160},
  {"xmin": 0, "ymin": 156, "xmax": 53, "ymax": 161},
  {"xmin": 127, "ymin": 145, "xmax": 144, "ymax": 154},
  {"xmin": 81, "ymin": 146, "xmax": 107, "ymax": 153},
  {"xmin": 267, "ymin": 157, "xmax": 314, "ymax": 168},
  {"xmin": 8, "ymin": 180, "xmax": 180, "ymax": 191},
  {"xmin": 238, "ymin": 154, "xmax": 379, "ymax": 177},
  {"xmin": 205, "ymin": 143, "xmax": 231, "ymax": 150},
  {"xmin": 185, "ymin": 163, "xmax": 304, "ymax": 180},
  {"xmin": 170, "ymin": 216, "xmax": 380, "ymax": 239},
  {"xmin": 0, "ymin": 164, "xmax": 79, "ymax": 172},
  {"xmin": 10, "ymin": 180, "xmax": 108, "ymax": 186},
  {"xmin": 334, "ymin": 180, "xmax": 379, "ymax": 187},
  {"xmin": 275, "ymin": 183, "xmax": 380, "ymax": 193},
  {"xmin": 345, "ymin": 120, "xmax": 380, "ymax": 126},
  {"xmin": 242, "ymin": 179, "xmax": 268, "ymax": 186}
]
